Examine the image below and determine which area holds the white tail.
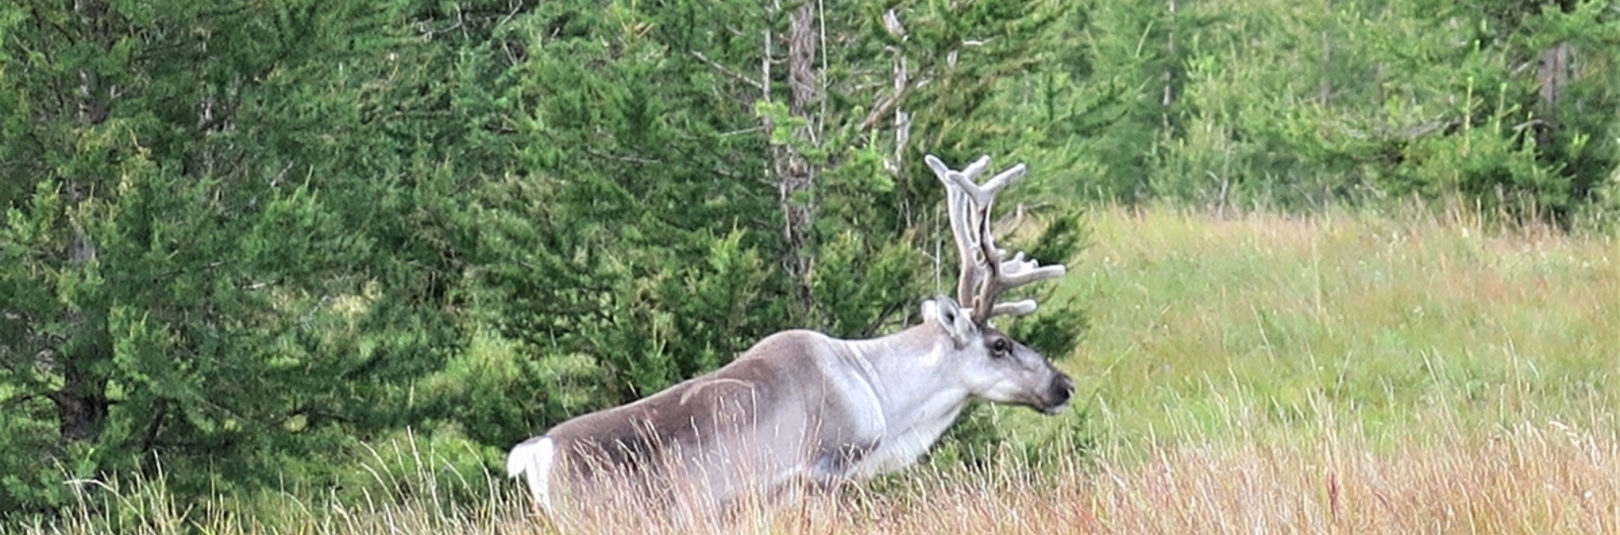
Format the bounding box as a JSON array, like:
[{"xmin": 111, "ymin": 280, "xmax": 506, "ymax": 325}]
[{"xmin": 507, "ymin": 437, "xmax": 555, "ymax": 510}]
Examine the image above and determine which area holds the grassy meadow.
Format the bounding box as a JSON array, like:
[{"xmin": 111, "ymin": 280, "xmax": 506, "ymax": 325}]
[
  {"xmin": 1068, "ymin": 205, "xmax": 1616, "ymax": 446},
  {"xmin": 20, "ymin": 206, "xmax": 1619, "ymax": 534}
]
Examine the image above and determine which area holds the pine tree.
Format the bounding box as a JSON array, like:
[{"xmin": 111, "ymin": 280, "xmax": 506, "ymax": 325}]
[{"xmin": 0, "ymin": 0, "xmax": 468, "ymax": 516}]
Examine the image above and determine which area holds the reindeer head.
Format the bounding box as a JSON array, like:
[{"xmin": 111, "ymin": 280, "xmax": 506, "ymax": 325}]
[{"xmin": 923, "ymin": 155, "xmax": 1073, "ymax": 415}]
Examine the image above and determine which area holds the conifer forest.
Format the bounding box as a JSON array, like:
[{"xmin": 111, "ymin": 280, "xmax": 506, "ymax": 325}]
[{"xmin": 3, "ymin": 0, "xmax": 1619, "ymax": 530}]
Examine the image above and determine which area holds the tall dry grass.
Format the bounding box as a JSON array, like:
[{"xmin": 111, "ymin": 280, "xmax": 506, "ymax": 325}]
[
  {"xmin": 24, "ymin": 415, "xmax": 1619, "ymax": 534},
  {"xmin": 841, "ymin": 410, "xmax": 1620, "ymax": 535}
]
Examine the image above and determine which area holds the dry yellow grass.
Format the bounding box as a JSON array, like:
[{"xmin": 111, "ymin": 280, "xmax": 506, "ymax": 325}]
[
  {"xmin": 29, "ymin": 417, "xmax": 1619, "ymax": 534},
  {"xmin": 507, "ymin": 405, "xmax": 1620, "ymax": 535}
]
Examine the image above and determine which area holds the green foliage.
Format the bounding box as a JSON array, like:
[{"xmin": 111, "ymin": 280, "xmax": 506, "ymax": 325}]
[
  {"xmin": 457, "ymin": 0, "xmax": 783, "ymax": 407},
  {"xmin": 0, "ymin": 0, "xmax": 469, "ymax": 519},
  {"xmin": 1037, "ymin": 0, "xmax": 1620, "ymax": 225}
]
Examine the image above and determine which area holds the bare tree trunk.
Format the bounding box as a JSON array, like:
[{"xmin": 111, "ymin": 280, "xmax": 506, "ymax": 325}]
[
  {"xmin": 1534, "ymin": 41, "xmax": 1570, "ymax": 148},
  {"xmin": 891, "ymin": 54, "xmax": 912, "ymax": 230},
  {"xmin": 1162, "ymin": 0, "xmax": 1178, "ymax": 110},
  {"xmin": 786, "ymin": 2, "xmax": 818, "ymax": 119},
  {"xmin": 48, "ymin": 0, "xmax": 116, "ymax": 446},
  {"xmin": 767, "ymin": 0, "xmax": 821, "ymax": 314},
  {"xmin": 1318, "ymin": 31, "xmax": 1333, "ymax": 105},
  {"xmin": 1318, "ymin": 0, "xmax": 1333, "ymax": 106},
  {"xmin": 50, "ymin": 179, "xmax": 111, "ymax": 444},
  {"xmin": 49, "ymin": 357, "xmax": 110, "ymax": 443}
]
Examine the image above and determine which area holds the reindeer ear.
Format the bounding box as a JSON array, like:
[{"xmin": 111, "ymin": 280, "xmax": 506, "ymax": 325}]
[{"xmin": 922, "ymin": 296, "xmax": 976, "ymax": 348}]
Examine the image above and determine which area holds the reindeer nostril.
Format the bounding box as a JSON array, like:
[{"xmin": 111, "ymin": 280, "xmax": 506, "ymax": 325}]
[{"xmin": 1051, "ymin": 375, "xmax": 1075, "ymax": 403}]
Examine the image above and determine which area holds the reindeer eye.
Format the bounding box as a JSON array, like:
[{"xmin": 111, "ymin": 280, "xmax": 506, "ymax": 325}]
[{"xmin": 990, "ymin": 338, "xmax": 1010, "ymax": 356}]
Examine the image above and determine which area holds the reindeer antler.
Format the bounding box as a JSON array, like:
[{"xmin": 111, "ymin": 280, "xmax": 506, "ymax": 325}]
[{"xmin": 925, "ymin": 154, "xmax": 1067, "ymax": 323}]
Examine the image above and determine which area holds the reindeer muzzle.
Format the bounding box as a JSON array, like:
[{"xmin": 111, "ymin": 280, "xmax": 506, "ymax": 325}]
[{"xmin": 1040, "ymin": 374, "xmax": 1075, "ymax": 415}]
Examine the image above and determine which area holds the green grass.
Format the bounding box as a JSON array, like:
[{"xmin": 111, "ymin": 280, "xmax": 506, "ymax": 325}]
[{"xmin": 1059, "ymin": 205, "xmax": 1617, "ymax": 450}]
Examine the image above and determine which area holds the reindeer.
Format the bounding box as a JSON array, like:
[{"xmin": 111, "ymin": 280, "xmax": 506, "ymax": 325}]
[{"xmin": 505, "ymin": 154, "xmax": 1072, "ymax": 522}]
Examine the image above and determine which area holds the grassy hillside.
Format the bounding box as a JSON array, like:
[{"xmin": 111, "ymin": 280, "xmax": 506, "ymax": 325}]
[{"xmin": 23, "ymin": 206, "xmax": 1619, "ymax": 534}]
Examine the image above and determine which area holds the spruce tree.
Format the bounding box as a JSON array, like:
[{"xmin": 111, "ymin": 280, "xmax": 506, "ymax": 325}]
[{"xmin": 0, "ymin": 0, "xmax": 468, "ymax": 516}]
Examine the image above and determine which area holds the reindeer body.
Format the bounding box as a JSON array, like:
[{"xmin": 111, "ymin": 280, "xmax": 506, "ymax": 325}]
[
  {"xmin": 507, "ymin": 318, "xmax": 1070, "ymax": 512},
  {"xmin": 507, "ymin": 154, "xmax": 1073, "ymax": 521}
]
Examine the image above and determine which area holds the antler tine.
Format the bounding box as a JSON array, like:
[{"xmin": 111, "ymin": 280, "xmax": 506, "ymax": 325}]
[
  {"xmin": 926, "ymin": 153, "xmax": 1067, "ymax": 324},
  {"xmin": 972, "ymin": 216, "xmax": 1068, "ymax": 320},
  {"xmin": 959, "ymin": 155, "xmax": 992, "ymax": 181},
  {"xmin": 944, "ymin": 162, "xmax": 1025, "ymax": 209},
  {"xmin": 925, "ymin": 154, "xmax": 989, "ymax": 309},
  {"xmin": 983, "ymin": 251, "xmax": 1067, "ymax": 318}
]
